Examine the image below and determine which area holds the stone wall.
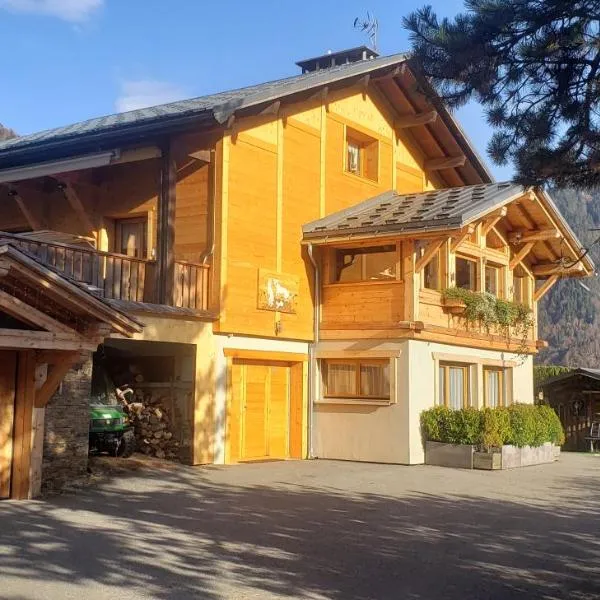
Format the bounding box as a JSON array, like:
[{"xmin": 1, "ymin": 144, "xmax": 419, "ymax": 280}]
[{"xmin": 42, "ymin": 358, "xmax": 92, "ymax": 494}]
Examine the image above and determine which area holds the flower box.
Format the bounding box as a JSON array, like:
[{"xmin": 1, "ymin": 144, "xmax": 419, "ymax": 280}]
[
  {"xmin": 473, "ymin": 451, "xmax": 502, "ymax": 470},
  {"xmin": 441, "ymin": 297, "xmax": 466, "ymax": 315}
]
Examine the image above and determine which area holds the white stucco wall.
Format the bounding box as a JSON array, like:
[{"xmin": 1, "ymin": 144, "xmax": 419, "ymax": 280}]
[{"xmin": 313, "ymin": 338, "xmax": 534, "ymax": 465}]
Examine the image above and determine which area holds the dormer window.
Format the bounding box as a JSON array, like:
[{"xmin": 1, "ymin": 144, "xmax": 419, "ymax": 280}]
[{"xmin": 345, "ymin": 127, "xmax": 378, "ymax": 181}]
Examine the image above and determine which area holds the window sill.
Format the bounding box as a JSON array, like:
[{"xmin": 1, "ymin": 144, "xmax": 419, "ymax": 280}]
[
  {"xmin": 316, "ymin": 397, "xmax": 393, "ymax": 407},
  {"xmin": 342, "ymin": 170, "xmax": 380, "ymax": 187},
  {"xmin": 324, "ymin": 279, "xmax": 403, "ymax": 288}
]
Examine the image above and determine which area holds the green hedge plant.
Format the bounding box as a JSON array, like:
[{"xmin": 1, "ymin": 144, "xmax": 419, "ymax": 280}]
[{"xmin": 421, "ymin": 403, "xmax": 565, "ymax": 450}]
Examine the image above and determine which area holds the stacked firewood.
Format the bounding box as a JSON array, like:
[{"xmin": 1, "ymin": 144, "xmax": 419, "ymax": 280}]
[{"xmin": 124, "ymin": 393, "xmax": 181, "ymax": 460}]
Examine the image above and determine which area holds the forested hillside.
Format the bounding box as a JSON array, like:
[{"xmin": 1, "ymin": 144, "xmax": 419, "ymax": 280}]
[{"xmin": 537, "ymin": 189, "xmax": 600, "ymax": 366}]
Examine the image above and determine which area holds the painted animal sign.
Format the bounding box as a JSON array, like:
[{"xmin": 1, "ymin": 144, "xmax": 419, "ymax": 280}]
[{"xmin": 257, "ymin": 269, "xmax": 299, "ymax": 314}]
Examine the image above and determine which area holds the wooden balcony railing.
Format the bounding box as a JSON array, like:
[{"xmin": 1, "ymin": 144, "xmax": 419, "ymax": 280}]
[{"xmin": 1, "ymin": 233, "xmax": 209, "ymax": 310}]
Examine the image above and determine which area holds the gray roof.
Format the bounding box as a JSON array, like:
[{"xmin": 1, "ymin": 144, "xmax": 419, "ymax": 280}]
[
  {"xmin": 303, "ymin": 182, "xmax": 523, "ymax": 239},
  {"xmin": 541, "ymin": 368, "xmax": 600, "ymax": 388},
  {"xmin": 0, "ymin": 53, "xmax": 408, "ymax": 156}
]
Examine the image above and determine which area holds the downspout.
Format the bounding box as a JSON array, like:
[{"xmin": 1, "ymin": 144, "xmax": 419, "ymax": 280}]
[
  {"xmin": 307, "ymin": 242, "xmax": 320, "ymax": 459},
  {"xmin": 199, "ymin": 149, "xmax": 217, "ymax": 265}
]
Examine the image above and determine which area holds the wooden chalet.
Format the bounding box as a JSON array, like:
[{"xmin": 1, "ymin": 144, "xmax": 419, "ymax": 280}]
[
  {"xmin": 0, "ymin": 46, "xmax": 592, "ymax": 495},
  {"xmin": 540, "ymin": 369, "xmax": 600, "ymax": 451}
]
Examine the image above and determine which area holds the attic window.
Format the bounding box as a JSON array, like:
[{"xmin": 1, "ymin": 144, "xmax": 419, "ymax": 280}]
[{"xmin": 345, "ymin": 127, "xmax": 378, "ymax": 181}]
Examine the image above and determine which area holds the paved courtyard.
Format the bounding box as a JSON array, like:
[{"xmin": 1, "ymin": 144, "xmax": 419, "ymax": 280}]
[{"xmin": 0, "ymin": 453, "xmax": 599, "ymax": 600}]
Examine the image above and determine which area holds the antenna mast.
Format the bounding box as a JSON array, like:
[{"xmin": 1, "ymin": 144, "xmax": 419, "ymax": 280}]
[{"xmin": 353, "ymin": 12, "xmax": 379, "ymax": 52}]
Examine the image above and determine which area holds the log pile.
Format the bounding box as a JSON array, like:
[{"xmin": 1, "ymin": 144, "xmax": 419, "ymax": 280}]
[{"xmin": 125, "ymin": 393, "xmax": 181, "ymax": 460}]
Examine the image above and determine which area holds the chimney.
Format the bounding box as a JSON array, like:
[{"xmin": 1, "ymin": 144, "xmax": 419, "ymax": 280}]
[{"xmin": 296, "ymin": 46, "xmax": 379, "ymax": 74}]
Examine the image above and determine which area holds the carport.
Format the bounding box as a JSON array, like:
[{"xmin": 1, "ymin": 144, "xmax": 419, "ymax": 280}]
[{"xmin": 0, "ymin": 243, "xmax": 140, "ymax": 499}]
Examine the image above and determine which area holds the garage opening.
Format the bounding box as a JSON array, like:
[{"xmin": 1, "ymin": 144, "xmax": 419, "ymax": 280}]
[
  {"xmin": 226, "ymin": 356, "xmax": 305, "ymax": 463},
  {"xmin": 92, "ymin": 340, "xmax": 196, "ymax": 462}
]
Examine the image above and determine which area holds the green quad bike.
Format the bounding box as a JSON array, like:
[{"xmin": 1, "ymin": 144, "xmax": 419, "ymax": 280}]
[{"xmin": 89, "ymin": 386, "xmax": 136, "ymax": 458}]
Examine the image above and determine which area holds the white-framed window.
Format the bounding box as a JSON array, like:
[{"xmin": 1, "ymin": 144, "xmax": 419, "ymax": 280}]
[
  {"xmin": 438, "ymin": 362, "xmax": 470, "ymax": 409},
  {"xmin": 483, "ymin": 367, "xmax": 508, "ymax": 407}
]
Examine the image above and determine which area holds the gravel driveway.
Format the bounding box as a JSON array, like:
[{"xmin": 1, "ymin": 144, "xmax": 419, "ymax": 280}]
[{"xmin": 1, "ymin": 453, "xmax": 599, "ymax": 600}]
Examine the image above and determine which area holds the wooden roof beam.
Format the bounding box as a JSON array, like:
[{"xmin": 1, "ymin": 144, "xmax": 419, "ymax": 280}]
[
  {"xmin": 259, "ymin": 100, "xmax": 281, "ymax": 117},
  {"xmin": 395, "ymin": 110, "xmax": 438, "ymax": 129},
  {"xmin": 59, "ymin": 183, "xmax": 96, "ymax": 238},
  {"xmin": 533, "ymin": 274, "xmax": 560, "ymax": 302},
  {"xmin": 508, "ymin": 229, "xmax": 561, "ymax": 244},
  {"xmin": 35, "ymin": 351, "xmax": 80, "ymax": 408},
  {"xmin": 415, "ymin": 238, "xmax": 446, "ymax": 272},
  {"xmin": 532, "ymin": 262, "xmax": 584, "ymax": 277},
  {"xmin": 510, "ymin": 242, "xmax": 535, "ymax": 270},
  {"xmin": 425, "ymin": 155, "xmax": 466, "ymax": 171},
  {"xmin": 7, "ymin": 188, "xmax": 42, "ymax": 230},
  {"xmin": 481, "ymin": 207, "xmax": 508, "ymax": 237},
  {"xmin": 450, "ymin": 226, "xmax": 475, "ymax": 252}
]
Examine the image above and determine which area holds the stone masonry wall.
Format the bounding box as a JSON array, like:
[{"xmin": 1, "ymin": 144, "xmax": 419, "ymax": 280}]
[{"xmin": 42, "ymin": 358, "xmax": 92, "ymax": 494}]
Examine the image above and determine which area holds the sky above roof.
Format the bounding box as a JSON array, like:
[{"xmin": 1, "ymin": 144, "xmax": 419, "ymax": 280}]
[{"xmin": 0, "ymin": 0, "xmax": 512, "ymax": 180}]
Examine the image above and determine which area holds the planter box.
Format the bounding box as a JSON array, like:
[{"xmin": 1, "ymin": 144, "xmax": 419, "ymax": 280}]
[
  {"xmin": 425, "ymin": 441, "xmax": 475, "ymax": 469},
  {"xmin": 473, "ymin": 451, "xmax": 502, "ymax": 470},
  {"xmin": 426, "ymin": 442, "xmax": 560, "ymax": 470},
  {"xmin": 442, "ymin": 297, "xmax": 466, "ymax": 315}
]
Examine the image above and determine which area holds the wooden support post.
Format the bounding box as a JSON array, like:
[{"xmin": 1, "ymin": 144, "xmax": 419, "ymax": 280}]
[
  {"xmin": 157, "ymin": 141, "xmax": 177, "ymax": 305},
  {"xmin": 533, "ymin": 274, "xmax": 560, "ymax": 302},
  {"xmin": 510, "ymin": 242, "xmax": 535, "ymax": 270},
  {"xmin": 11, "ymin": 350, "xmax": 35, "ymax": 500}
]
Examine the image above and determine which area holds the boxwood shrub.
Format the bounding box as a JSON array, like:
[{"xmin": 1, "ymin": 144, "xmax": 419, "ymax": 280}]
[{"xmin": 421, "ymin": 403, "xmax": 564, "ymax": 449}]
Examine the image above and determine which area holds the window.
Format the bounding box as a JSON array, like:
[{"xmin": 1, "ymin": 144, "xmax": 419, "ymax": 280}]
[
  {"xmin": 333, "ymin": 245, "xmax": 397, "ymax": 283},
  {"xmin": 484, "ymin": 367, "xmax": 506, "ymax": 408},
  {"xmin": 485, "ymin": 264, "xmax": 501, "ymax": 297},
  {"xmin": 423, "ymin": 256, "xmax": 440, "ymax": 290},
  {"xmin": 323, "ymin": 360, "xmax": 390, "ymax": 400},
  {"xmin": 439, "ymin": 362, "xmax": 470, "ymax": 409},
  {"xmin": 345, "ymin": 127, "xmax": 378, "ymax": 181},
  {"xmin": 114, "ymin": 217, "xmax": 148, "ymax": 258},
  {"xmin": 513, "ymin": 274, "xmax": 530, "ymax": 306},
  {"xmin": 456, "ymin": 256, "xmax": 477, "ymax": 291}
]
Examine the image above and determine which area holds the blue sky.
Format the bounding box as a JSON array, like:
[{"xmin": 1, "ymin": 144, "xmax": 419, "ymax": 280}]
[{"xmin": 0, "ymin": 0, "xmax": 512, "ymax": 180}]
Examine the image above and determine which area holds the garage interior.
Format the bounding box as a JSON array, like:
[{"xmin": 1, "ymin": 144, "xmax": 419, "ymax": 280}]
[{"xmin": 92, "ymin": 339, "xmax": 196, "ymax": 462}]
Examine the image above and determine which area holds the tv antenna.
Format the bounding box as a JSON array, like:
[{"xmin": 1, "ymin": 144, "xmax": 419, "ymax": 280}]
[{"xmin": 354, "ymin": 12, "xmax": 379, "ymax": 52}]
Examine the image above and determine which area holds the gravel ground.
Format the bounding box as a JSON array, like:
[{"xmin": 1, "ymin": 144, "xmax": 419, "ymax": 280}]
[{"xmin": 1, "ymin": 452, "xmax": 599, "ymax": 600}]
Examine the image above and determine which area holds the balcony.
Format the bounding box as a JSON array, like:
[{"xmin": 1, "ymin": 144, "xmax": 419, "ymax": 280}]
[{"xmin": 0, "ymin": 232, "xmax": 210, "ymax": 311}]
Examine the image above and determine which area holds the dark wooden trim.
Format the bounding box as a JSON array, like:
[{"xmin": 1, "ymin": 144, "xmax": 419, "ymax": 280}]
[{"xmin": 157, "ymin": 139, "xmax": 177, "ymax": 305}]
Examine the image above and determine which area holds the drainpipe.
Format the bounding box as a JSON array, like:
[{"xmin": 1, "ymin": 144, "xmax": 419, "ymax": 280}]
[
  {"xmin": 199, "ymin": 149, "xmax": 217, "ymax": 265},
  {"xmin": 307, "ymin": 242, "xmax": 320, "ymax": 459}
]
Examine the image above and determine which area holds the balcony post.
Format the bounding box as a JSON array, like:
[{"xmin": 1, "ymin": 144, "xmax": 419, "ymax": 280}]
[{"xmin": 157, "ymin": 140, "xmax": 176, "ymax": 305}]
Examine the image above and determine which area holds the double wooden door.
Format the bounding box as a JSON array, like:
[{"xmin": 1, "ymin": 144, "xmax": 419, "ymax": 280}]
[
  {"xmin": 229, "ymin": 359, "xmax": 293, "ymax": 461},
  {"xmin": 0, "ymin": 351, "xmax": 17, "ymax": 499}
]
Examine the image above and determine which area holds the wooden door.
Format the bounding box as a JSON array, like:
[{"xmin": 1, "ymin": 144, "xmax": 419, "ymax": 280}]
[
  {"xmin": 229, "ymin": 360, "xmax": 291, "ymax": 462},
  {"xmin": 0, "ymin": 351, "xmax": 17, "ymax": 499}
]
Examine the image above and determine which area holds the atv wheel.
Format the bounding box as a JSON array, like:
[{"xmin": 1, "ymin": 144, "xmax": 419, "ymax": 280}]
[{"xmin": 117, "ymin": 429, "xmax": 136, "ymax": 458}]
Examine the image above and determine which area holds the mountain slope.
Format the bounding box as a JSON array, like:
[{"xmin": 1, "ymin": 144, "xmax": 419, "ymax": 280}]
[{"xmin": 537, "ymin": 189, "xmax": 600, "ymax": 366}]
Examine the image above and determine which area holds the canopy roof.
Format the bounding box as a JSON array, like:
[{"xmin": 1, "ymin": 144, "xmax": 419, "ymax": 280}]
[{"xmin": 302, "ymin": 182, "xmax": 595, "ymax": 276}]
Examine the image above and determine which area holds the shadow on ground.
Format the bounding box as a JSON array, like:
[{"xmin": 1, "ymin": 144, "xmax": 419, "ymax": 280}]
[{"xmin": 1, "ymin": 457, "xmax": 599, "ymax": 599}]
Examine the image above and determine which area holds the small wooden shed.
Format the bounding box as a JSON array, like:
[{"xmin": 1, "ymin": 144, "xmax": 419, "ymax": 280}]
[{"xmin": 540, "ymin": 368, "xmax": 600, "ymax": 451}]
